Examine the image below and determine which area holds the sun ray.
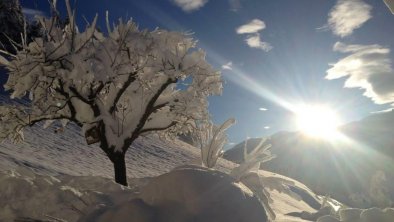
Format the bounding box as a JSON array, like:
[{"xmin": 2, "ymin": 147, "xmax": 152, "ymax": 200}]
[{"xmin": 294, "ymin": 105, "xmax": 341, "ymax": 139}]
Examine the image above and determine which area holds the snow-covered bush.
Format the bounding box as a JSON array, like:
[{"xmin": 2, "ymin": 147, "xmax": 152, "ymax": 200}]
[
  {"xmin": 229, "ymin": 137, "xmax": 299, "ymax": 221},
  {"xmin": 0, "ymin": 0, "xmax": 222, "ymax": 186},
  {"xmin": 230, "ymin": 137, "xmax": 275, "ymax": 180},
  {"xmin": 193, "ymin": 118, "xmax": 235, "ymax": 168}
]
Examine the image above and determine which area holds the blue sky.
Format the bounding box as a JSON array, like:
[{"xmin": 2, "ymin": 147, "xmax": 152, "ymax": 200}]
[{"xmin": 16, "ymin": 0, "xmax": 394, "ymax": 144}]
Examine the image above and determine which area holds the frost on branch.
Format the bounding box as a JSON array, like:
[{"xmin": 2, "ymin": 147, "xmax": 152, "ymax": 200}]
[
  {"xmin": 230, "ymin": 138, "xmax": 276, "ymax": 180},
  {"xmin": 230, "ymin": 138, "xmax": 299, "ymax": 221},
  {"xmin": 0, "ymin": 105, "xmax": 27, "ymax": 143},
  {"xmin": 193, "ymin": 118, "xmax": 235, "ymax": 168},
  {"xmin": 0, "ymin": 0, "xmax": 222, "ymax": 185}
]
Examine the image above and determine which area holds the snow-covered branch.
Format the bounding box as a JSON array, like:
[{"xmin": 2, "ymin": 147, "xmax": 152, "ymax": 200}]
[
  {"xmin": 229, "ymin": 138, "xmax": 300, "ymax": 221},
  {"xmin": 192, "ymin": 118, "xmax": 236, "ymax": 168},
  {"xmin": 230, "ymin": 138, "xmax": 276, "ymax": 180}
]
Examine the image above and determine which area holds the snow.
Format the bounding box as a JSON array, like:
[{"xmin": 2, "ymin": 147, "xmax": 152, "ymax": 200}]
[
  {"xmin": 2, "ymin": 102, "xmax": 392, "ymax": 222},
  {"xmin": 0, "ymin": 1, "xmax": 393, "ymax": 221},
  {"xmin": 0, "ymin": 119, "xmax": 326, "ymax": 221},
  {"xmin": 0, "ymin": 167, "xmax": 133, "ymax": 221},
  {"xmin": 0, "ymin": 123, "xmax": 205, "ymax": 178},
  {"xmin": 0, "ymin": 102, "xmax": 391, "ymax": 222},
  {"xmin": 195, "ymin": 118, "xmax": 236, "ymax": 168}
]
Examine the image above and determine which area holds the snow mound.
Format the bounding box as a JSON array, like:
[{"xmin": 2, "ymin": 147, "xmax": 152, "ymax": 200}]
[
  {"xmin": 83, "ymin": 165, "xmax": 268, "ymax": 222},
  {"xmin": 0, "ymin": 167, "xmax": 135, "ymax": 221}
]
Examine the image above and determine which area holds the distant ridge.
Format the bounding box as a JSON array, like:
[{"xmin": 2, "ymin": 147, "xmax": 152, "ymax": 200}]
[{"xmin": 224, "ymin": 111, "xmax": 394, "ymax": 208}]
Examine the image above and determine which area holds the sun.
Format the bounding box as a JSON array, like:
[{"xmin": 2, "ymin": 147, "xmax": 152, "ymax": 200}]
[{"xmin": 294, "ymin": 105, "xmax": 341, "ymax": 139}]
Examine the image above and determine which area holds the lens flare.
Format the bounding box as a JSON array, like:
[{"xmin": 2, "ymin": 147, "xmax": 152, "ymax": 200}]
[{"xmin": 295, "ymin": 105, "xmax": 341, "ymax": 139}]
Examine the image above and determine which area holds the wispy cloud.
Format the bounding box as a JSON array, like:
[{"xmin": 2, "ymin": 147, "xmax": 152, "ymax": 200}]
[
  {"xmin": 236, "ymin": 19, "xmax": 272, "ymax": 52},
  {"xmin": 259, "ymin": 107, "xmax": 268, "ymax": 111},
  {"xmin": 326, "ymin": 42, "xmax": 394, "ymax": 105},
  {"xmin": 371, "ymin": 108, "xmax": 393, "ymax": 114},
  {"xmin": 171, "ymin": 0, "xmax": 208, "ymax": 12},
  {"xmin": 236, "ymin": 19, "xmax": 266, "ymax": 34},
  {"xmin": 327, "ymin": 0, "xmax": 372, "ymax": 37},
  {"xmin": 229, "ymin": 0, "xmax": 242, "ymax": 11},
  {"xmin": 22, "ymin": 7, "xmax": 45, "ymax": 17},
  {"xmin": 384, "ymin": 0, "xmax": 394, "ymax": 14},
  {"xmin": 222, "ymin": 61, "xmax": 233, "ymax": 70},
  {"xmin": 245, "ymin": 34, "xmax": 273, "ymax": 52}
]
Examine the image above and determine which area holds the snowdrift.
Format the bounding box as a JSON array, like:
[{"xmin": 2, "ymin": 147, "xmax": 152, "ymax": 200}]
[
  {"xmin": 0, "ymin": 164, "xmax": 322, "ymax": 221},
  {"xmin": 0, "ymin": 167, "xmax": 131, "ymax": 221},
  {"xmin": 82, "ymin": 165, "xmax": 268, "ymax": 222}
]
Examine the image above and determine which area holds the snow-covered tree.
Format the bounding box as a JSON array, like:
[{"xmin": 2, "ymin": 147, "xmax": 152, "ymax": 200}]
[{"xmin": 0, "ymin": 1, "xmax": 222, "ymax": 186}]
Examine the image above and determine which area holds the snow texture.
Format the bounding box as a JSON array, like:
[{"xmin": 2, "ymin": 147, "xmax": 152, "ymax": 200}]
[
  {"xmin": 0, "ymin": 115, "xmax": 326, "ymax": 221},
  {"xmin": 125, "ymin": 165, "xmax": 268, "ymax": 222}
]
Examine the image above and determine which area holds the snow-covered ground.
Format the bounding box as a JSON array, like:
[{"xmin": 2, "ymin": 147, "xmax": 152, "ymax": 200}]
[{"xmin": 0, "ymin": 121, "xmax": 326, "ymax": 221}]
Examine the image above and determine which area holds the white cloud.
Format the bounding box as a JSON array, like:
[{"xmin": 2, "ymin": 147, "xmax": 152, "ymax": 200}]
[
  {"xmin": 259, "ymin": 107, "xmax": 268, "ymax": 111},
  {"xmin": 328, "ymin": 0, "xmax": 372, "ymax": 37},
  {"xmin": 171, "ymin": 0, "xmax": 208, "ymax": 12},
  {"xmin": 371, "ymin": 108, "xmax": 393, "ymax": 114},
  {"xmin": 264, "ymin": 126, "xmax": 270, "ymax": 129},
  {"xmin": 236, "ymin": 19, "xmax": 266, "ymax": 34},
  {"xmin": 236, "ymin": 19, "xmax": 272, "ymax": 52},
  {"xmin": 22, "ymin": 8, "xmax": 45, "ymax": 17},
  {"xmin": 384, "ymin": 0, "xmax": 394, "ymax": 14},
  {"xmin": 222, "ymin": 61, "xmax": 233, "ymax": 70},
  {"xmin": 326, "ymin": 42, "xmax": 394, "ymax": 105},
  {"xmin": 245, "ymin": 34, "xmax": 273, "ymax": 52}
]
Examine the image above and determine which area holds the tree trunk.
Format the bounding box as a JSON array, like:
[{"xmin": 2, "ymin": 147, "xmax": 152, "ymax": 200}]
[
  {"xmin": 97, "ymin": 124, "xmax": 132, "ymax": 186},
  {"xmin": 112, "ymin": 152, "xmax": 128, "ymax": 186}
]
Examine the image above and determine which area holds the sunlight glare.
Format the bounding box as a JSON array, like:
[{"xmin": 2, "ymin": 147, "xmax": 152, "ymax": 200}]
[{"xmin": 295, "ymin": 105, "xmax": 341, "ymax": 139}]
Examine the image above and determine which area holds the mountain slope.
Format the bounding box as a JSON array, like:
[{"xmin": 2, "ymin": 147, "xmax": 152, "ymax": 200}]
[{"xmin": 224, "ymin": 111, "xmax": 394, "ymax": 208}]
